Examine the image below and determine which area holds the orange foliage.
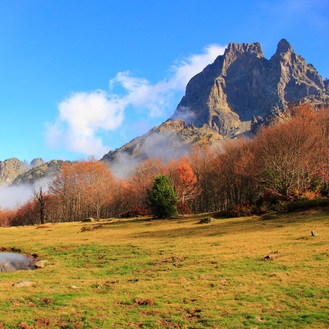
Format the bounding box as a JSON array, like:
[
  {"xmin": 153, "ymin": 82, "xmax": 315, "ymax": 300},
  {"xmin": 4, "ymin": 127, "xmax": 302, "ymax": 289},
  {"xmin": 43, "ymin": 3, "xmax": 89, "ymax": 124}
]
[
  {"xmin": 11, "ymin": 200, "xmax": 39, "ymax": 226},
  {"xmin": 0, "ymin": 209, "xmax": 16, "ymax": 227},
  {"xmin": 187, "ymin": 145, "xmax": 221, "ymax": 212},
  {"xmin": 126, "ymin": 158, "xmax": 165, "ymax": 214},
  {"xmin": 49, "ymin": 160, "xmax": 115, "ymax": 221},
  {"xmin": 167, "ymin": 158, "xmax": 198, "ymax": 213},
  {"xmin": 254, "ymin": 105, "xmax": 327, "ymax": 198}
]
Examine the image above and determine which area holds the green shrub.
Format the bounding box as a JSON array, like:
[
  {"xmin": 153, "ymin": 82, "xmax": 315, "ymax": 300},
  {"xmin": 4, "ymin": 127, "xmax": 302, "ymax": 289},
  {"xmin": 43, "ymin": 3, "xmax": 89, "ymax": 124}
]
[{"xmin": 147, "ymin": 175, "xmax": 178, "ymax": 219}]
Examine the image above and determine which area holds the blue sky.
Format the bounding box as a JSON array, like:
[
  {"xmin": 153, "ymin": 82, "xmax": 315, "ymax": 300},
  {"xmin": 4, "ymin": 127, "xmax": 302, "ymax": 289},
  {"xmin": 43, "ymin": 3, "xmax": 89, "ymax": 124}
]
[{"xmin": 0, "ymin": 0, "xmax": 328, "ymax": 162}]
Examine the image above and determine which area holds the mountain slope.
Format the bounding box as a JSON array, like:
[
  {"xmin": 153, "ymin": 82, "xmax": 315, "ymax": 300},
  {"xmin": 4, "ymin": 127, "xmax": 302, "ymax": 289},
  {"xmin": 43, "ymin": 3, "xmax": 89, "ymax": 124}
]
[{"xmin": 102, "ymin": 120, "xmax": 227, "ymax": 164}]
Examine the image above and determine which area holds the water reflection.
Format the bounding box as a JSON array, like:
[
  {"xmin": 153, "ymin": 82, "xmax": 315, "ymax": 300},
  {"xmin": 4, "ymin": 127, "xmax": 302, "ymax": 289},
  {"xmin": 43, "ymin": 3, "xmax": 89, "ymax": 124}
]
[{"xmin": 0, "ymin": 252, "xmax": 36, "ymax": 272}]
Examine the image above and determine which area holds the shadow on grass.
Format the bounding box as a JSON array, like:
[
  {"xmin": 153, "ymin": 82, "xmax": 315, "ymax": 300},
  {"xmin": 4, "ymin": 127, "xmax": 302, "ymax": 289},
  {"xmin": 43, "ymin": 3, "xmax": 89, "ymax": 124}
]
[{"xmin": 89, "ymin": 207, "xmax": 329, "ymax": 239}]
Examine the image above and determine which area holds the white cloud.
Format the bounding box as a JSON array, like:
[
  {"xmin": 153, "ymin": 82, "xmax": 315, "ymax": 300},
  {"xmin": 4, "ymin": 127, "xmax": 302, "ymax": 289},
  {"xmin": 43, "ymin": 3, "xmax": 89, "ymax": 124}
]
[{"xmin": 45, "ymin": 44, "xmax": 226, "ymax": 158}]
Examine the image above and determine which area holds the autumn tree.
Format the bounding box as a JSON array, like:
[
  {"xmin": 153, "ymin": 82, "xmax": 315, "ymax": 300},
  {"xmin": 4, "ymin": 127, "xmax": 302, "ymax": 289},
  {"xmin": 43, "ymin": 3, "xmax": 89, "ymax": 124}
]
[
  {"xmin": 0, "ymin": 209, "xmax": 16, "ymax": 227},
  {"xmin": 254, "ymin": 105, "xmax": 325, "ymax": 199},
  {"xmin": 49, "ymin": 161, "xmax": 115, "ymax": 221},
  {"xmin": 313, "ymin": 106, "xmax": 329, "ymax": 195},
  {"xmin": 167, "ymin": 158, "xmax": 198, "ymax": 213},
  {"xmin": 187, "ymin": 145, "xmax": 222, "ymax": 212},
  {"xmin": 147, "ymin": 175, "xmax": 178, "ymax": 218},
  {"xmin": 126, "ymin": 158, "xmax": 165, "ymax": 215},
  {"xmin": 11, "ymin": 200, "xmax": 39, "ymax": 226},
  {"xmin": 217, "ymin": 139, "xmax": 258, "ymax": 209}
]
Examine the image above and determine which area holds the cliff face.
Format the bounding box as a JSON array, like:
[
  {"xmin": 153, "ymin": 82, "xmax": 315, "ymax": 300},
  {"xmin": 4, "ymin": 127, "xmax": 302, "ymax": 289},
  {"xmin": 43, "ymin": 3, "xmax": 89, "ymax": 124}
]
[{"xmin": 171, "ymin": 39, "xmax": 329, "ymax": 135}]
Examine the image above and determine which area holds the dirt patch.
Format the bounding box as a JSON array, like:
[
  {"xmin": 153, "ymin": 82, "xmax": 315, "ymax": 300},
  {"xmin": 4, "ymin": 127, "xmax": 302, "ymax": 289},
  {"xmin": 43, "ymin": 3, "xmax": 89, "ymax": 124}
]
[
  {"xmin": 152, "ymin": 256, "xmax": 187, "ymax": 266},
  {"xmin": 81, "ymin": 224, "xmax": 103, "ymax": 232},
  {"xmin": 262, "ymin": 250, "xmax": 280, "ymax": 261},
  {"xmin": 134, "ymin": 298, "xmax": 154, "ymax": 306},
  {"xmin": 35, "ymin": 317, "xmax": 55, "ymax": 328},
  {"xmin": 37, "ymin": 298, "xmax": 53, "ymax": 305}
]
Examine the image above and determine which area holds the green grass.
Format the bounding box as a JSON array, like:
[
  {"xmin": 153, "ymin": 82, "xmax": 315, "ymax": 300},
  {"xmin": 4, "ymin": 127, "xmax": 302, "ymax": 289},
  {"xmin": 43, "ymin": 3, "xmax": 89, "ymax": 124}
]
[{"xmin": 0, "ymin": 208, "xmax": 328, "ymax": 328}]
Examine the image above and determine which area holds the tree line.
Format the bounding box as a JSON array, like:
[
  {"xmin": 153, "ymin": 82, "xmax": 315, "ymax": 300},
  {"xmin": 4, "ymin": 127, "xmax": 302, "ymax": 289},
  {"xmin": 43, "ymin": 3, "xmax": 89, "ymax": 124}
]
[{"xmin": 0, "ymin": 105, "xmax": 328, "ymax": 226}]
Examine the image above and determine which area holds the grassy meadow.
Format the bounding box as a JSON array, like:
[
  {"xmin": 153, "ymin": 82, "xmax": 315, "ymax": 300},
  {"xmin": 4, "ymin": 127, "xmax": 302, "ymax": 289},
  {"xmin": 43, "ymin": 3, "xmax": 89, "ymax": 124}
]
[{"xmin": 0, "ymin": 208, "xmax": 328, "ymax": 328}]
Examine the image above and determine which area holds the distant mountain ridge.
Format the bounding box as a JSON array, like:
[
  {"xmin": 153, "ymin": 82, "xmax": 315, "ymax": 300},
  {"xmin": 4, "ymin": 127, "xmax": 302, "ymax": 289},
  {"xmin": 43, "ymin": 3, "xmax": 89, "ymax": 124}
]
[
  {"xmin": 0, "ymin": 158, "xmax": 66, "ymax": 186},
  {"xmin": 0, "ymin": 158, "xmax": 42, "ymax": 185},
  {"xmin": 102, "ymin": 39, "xmax": 329, "ymax": 164}
]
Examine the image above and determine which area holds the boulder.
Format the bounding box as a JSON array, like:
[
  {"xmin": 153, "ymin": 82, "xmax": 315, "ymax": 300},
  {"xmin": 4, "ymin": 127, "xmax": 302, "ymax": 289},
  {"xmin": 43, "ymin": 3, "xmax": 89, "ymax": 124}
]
[
  {"xmin": 12, "ymin": 280, "xmax": 37, "ymax": 287},
  {"xmin": 35, "ymin": 260, "xmax": 47, "ymax": 268}
]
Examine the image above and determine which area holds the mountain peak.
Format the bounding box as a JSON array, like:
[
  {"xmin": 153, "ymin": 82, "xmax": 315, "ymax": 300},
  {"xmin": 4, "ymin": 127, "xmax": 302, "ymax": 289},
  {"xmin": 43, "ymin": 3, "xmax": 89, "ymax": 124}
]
[
  {"xmin": 171, "ymin": 39, "xmax": 329, "ymax": 134},
  {"xmin": 276, "ymin": 38, "xmax": 292, "ymax": 54},
  {"xmin": 226, "ymin": 41, "xmax": 263, "ymax": 57}
]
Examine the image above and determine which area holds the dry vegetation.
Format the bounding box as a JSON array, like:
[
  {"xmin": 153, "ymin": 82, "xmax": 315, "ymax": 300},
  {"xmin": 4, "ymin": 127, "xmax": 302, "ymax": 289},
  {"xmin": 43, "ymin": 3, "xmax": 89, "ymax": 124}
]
[{"xmin": 0, "ymin": 208, "xmax": 328, "ymax": 328}]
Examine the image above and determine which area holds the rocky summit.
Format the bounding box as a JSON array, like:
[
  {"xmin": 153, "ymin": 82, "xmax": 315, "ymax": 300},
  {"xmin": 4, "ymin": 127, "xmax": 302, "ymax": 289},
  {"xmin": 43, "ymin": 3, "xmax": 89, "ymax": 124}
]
[
  {"xmin": 172, "ymin": 38, "xmax": 329, "ymax": 134},
  {"xmin": 102, "ymin": 39, "xmax": 329, "ymax": 164}
]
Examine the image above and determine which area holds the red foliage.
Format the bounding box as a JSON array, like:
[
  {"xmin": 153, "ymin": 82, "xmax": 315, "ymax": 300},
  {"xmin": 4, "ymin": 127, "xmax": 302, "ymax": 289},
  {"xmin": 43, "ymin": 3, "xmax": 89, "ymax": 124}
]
[
  {"xmin": 167, "ymin": 158, "xmax": 198, "ymax": 214},
  {"xmin": 126, "ymin": 158, "xmax": 165, "ymax": 212},
  {"xmin": 0, "ymin": 209, "xmax": 16, "ymax": 227},
  {"xmin": 11, "ymin": 200, "xmax": 39, "ymax": 226}
]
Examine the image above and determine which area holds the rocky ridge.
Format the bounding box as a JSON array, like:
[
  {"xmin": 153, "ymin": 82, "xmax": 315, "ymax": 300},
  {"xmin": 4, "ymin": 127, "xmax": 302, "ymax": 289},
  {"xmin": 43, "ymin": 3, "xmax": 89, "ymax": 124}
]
[
  {"xmin": 12, "ymin": 160, "xmax": 67, "ymax": 185},
  {"xmin": 0, "ymin": 158, "xmax": 44, "ymax": 185},
  {"xmin": 0, "ymin": 158, "xmax": 66, "ymax": 186},
  {"xmin": 103, "ymin": 120, "xmax": 225, "ymax": 164}
]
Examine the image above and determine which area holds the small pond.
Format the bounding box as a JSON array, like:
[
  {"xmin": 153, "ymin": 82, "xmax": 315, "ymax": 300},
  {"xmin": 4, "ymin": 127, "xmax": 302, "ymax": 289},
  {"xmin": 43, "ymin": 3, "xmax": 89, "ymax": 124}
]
[{"xmin": 0, "ymin": 252, "xmax": 36, "ymax": 273}]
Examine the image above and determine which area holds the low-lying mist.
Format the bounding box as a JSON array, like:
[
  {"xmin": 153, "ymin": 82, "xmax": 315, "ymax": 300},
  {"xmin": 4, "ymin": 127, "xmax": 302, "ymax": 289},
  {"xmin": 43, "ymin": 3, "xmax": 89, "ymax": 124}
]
[{"xmin": 0, "ymin": 179, "xmax": 52, "ymax": 210}]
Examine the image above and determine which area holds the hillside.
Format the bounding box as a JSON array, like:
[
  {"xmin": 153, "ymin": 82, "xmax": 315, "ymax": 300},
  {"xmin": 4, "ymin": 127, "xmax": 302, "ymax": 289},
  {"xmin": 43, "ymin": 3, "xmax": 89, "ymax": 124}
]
[
  {"xmin": 0, "ymin": 209, "xmax": 328, "ymax": 328},
  {"xmin": 102, "ymin": 120, "xmax": 227, "ymax": 164}
]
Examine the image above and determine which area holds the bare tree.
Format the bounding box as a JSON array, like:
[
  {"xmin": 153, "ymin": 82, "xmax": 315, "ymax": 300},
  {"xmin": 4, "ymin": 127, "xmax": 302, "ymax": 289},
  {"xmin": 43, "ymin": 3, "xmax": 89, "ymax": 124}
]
[{"xmin": 33, "ymin": 187, "xmax": 46, "ymax": 224}]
